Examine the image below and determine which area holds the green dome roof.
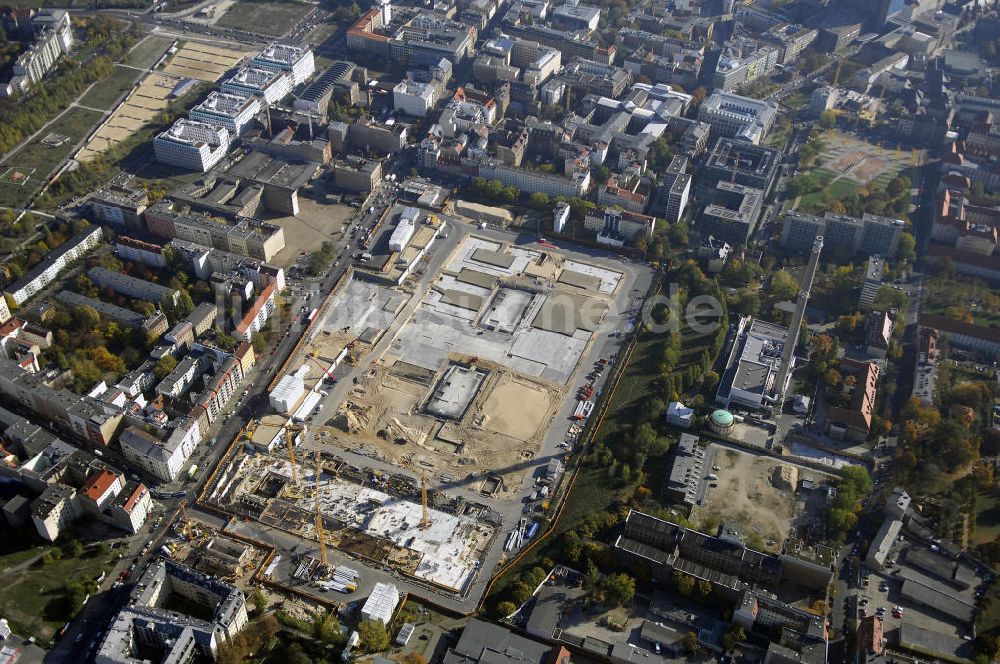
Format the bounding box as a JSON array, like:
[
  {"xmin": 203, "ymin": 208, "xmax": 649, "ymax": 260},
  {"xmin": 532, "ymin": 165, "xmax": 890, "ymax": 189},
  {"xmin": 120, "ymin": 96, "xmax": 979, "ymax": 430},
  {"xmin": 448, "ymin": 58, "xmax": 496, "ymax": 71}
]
[{"xmin": 710, "ymin": 409, "xmax": 735, "ymax": 426}]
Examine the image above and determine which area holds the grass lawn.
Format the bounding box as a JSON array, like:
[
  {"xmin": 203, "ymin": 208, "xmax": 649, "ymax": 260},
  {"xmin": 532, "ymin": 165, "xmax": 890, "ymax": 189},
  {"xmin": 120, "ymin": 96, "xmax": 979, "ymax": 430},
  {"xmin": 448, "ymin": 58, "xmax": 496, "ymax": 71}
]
[
  {"xmin": 975, "ymin": 488, "xmax": 1000, "ymax": 546},
  {"xmin": 77, "ymin": 66, "xmax": 141, "ymax": 111},
  {"xmin": 122, "ymin": 35, "xmax": 174, "ymax": 70},
  {"xmin": 216, "ymin": 0, "xmax": 312, "ymax": 36},
  {"xmin": 0, "ymin": 107, "xmax": 104, "ymax": 208},
  {"xmin": 0, "ymin": 535, "xmax": 115, "ymax": 645}
]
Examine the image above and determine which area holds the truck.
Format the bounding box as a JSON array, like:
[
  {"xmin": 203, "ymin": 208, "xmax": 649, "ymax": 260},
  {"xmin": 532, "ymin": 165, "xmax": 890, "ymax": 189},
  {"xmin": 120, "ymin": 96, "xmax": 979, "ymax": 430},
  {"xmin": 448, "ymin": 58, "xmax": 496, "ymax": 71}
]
[
  {"xmin": 307, "ymin": 308, "xmax": 318, "ymax": 323},
  {"xmin": 525, "ymin": 522, "xmax": 540, "ymax": 539},
  {"xmin": 187, "ymin": 464, "xmax": 199, "ymax": 481},
  {"xmin": 160, "ymin": 545, "xmax": 173, "ymax": 558}
]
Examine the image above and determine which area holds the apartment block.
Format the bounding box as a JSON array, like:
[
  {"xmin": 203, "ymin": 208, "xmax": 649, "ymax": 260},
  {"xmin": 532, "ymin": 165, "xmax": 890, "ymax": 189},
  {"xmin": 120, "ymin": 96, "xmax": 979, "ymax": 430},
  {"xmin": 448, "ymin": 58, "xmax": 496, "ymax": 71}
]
[
  {"xmin": 115, "ymin": 236, "xmax": 167, "ymax": 268},
  {"xmin": 661, "ymin": 155, "xmax": 691, "ymax": 223},
  {"xmin": 97, "ymin": 559, "xmax": 248, "ymax": 663},
  {"xmin": 4, "ymin": 224, "xmax": 103, "ymax": 306},
  {"xmin": 119, "ymin": 418, "xmax": 200, "ymax": 483},
  {"xmin": 0, "ymin": 358, "xmax": 123, "ymax": 445},
  {"xmin": 88, "ymin": 266, "xmax": 180, "ymax": 307},
  {"xmin": 394, "ymin": 79, "xmax": 439, "ymax": 117},
  {"xmin": 145, "ymin": 201, "xmax": 285, "ymax": 262},
  {"xmin": 1, "ymin": 9, "xmax": 72, "ymax": 96},
  {"xmin": 55, "ymin": 291, "xmax": 168, "ymax": 338},
  {"xmin": 0, "ymin": 407, "xmax": 149, "ymax": 541},
  {"xmin": 154, "ymin": 119, "xmax": 231, "ymax": 173},
  {"xmin": 234, "ymin": 284, "xmax": 276, "ymax": 341}
]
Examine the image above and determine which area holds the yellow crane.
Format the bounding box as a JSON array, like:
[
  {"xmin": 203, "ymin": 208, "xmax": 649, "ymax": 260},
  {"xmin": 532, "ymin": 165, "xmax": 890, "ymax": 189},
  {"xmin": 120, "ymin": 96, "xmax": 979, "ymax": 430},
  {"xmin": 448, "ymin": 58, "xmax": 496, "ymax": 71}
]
[
  {"xmin": 284, "ymin": 424, "xmax": 306, "ymax": 487},
  {"xmin": 314, "ymin": 432, "xmax": 328, "ymax": 569},
  {"xmin": 179, "ymin": 501, "xmax": 194, "ymax": 541},
  {"xmin": 419, "ymin": 472, "xmax": 432, "ymax": 529}
]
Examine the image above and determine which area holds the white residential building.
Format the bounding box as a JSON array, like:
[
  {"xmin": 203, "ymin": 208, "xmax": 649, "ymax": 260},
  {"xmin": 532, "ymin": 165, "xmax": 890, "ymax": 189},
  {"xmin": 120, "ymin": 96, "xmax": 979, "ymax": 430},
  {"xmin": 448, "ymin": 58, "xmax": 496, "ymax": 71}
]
[
  {"xmin": 119, "ymin": 420, "xmax": 200, "ymax": 483},
  {"xmin": 234, "ymin": 284, "xmax": 276, "ymax": 341},
  {"xmin": 393, "ymin": 79, "xmax": 438, "ymax": 117},
  {"xmin": 253, "ymin": 42, "xmax": 316, "ymax": 86},
  {"xmin": 4, "ymin": 224, "xmax": 102, "ymax": 306},
  {"xmin": 154, "ymin": 119, "xmax": 231, "ymax": 172},
  {"xmin": 221, "ymin": 66, "xmax": 294, "ymax": 105},
  {"xmin": 190, "ymin": 91, "xmax": 261, "ymax": 137}
]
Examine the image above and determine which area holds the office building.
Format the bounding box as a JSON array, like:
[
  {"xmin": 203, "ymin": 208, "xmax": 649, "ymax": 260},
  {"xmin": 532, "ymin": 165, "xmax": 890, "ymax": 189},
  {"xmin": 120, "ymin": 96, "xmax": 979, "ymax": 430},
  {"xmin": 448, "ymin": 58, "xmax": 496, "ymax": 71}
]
[
  {"xmin": 551, "ymin": 3, "xmax": 601, "ymax": 31},
  {"xmin": 393, "ymin": 79, "xmax": 439, "ymax": 118},
  {"xmin": 252, "ymin": 42, "xmax": 315, "ymax": 86},
  {"xmin": 96, "ymin": 559, "xmax": 248, "ymax": 663},
  {"xmin": 661, "ymin": 156, "xmax": 691, "ymax": 224},
  {"xmin": 90, "ymin": 176, "xmax": 149, "ymax": 230},
  {"xmin": 614, "ymin": 510, "xmax": 832, "ymax": 595},
  {"xmin": 221, "ymin": 66, "xmax": 294, "ymax": 105},
  {"xmin": 699, "ymin": 181, "xmax": 764, "ymax": 245},
  {"xmin": 168, "ymin": 240, "xmax": 284, "ymax": 294},
  {"xmin": 664, "ymin": 433, "xmax": 702, "ymax": 505},
  {"xmin": 858, "ymin": 255, "xmax": 885, "ymax": 310},
  {"xmin": 716, "ymin": 317, "xmax": 791, "ymax": 411},
  {"xmin": 713, "ymin": 37, "xmax": 780, "ymax": 92},
  {"xmin": 698, "ymin": 91, "xmax": 778, "ymax": 145},
  {"xmin": 154, "ymin": 119, "xmax": 231, "ymax": 173},
  {"xmin": 189, "ymin": 91, "xmax": 261, "ymax": 137},
  {"xmin": 295, "ymin": 60, "xmax": 358, "ymax": 115},
  {"xmin": 781, "ymin": 210, "xmax": 904, "ymax": 257},
  {"xmin": 700, "ymin": 138, "xmax": 781, "ymax": 198},
  {"xmin": 333, "ymin": 156, "xmax": 382, "ymax": 193},
  {"xmin": 827, "ymin": 359, "xmax": 880, "ymax": 442},
  {"xmin": 584, "ymin": 208, "xmax": 656, "ymax": 246},
  {"xmin": 4, "ymin": 224, "xmax": 103, "ymax": 306},
  {"xmin": 87, "ymin": 267, "xmax": 180, "ymax": 307}
]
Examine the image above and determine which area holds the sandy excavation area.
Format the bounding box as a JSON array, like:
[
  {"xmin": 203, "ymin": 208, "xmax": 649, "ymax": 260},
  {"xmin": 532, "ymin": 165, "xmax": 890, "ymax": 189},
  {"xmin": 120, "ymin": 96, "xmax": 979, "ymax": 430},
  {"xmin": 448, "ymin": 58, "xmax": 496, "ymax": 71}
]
[
  {"xmin": 325, "ymin": 361, "xmax": 562, "ymax": 498},
  {"xmin": 690, "ymin": 448, "xmax": 795, "ymax": 551}
]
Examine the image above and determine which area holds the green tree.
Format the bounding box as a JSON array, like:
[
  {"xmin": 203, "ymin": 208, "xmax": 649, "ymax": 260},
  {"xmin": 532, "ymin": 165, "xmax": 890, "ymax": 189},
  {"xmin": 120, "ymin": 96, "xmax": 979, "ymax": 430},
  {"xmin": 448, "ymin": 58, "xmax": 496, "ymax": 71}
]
[
  {"xmin": 495, "ymin": 600, "xmax": 518, "ymax": 617},
  {"xmin": 154, "ymin": 354, "xmax": 178, "ymax": 381},
  {"xmin": 529, "ymin": 192, "xmax": 551, "ymax": 209},
  {"xmin": 771, "ymin": 270, "xmax": 799, "ymax": 300},
  {"xmin": 818, "ymin": 110, "xmax": 837, "ymax": 129},
  {"xmin": 251, "ymin": 588, "xmax": 268, "ymax": 614},
  {"xmin": 599, "ymin": 572, "xmax": 636, "ymax": 606},
  {"xmin": 897, "ymin": 232, "xmax": 916, "ymax": 262},
  {"xmin": 357, "ymin": 619, "xmax": 390, "ymax": 652}
]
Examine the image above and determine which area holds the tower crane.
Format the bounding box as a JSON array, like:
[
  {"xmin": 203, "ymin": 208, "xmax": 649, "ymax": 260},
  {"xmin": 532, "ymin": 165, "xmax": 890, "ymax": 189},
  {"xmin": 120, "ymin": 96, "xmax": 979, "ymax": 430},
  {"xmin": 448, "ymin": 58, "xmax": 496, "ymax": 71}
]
[
  {"xmin": 179, "ymin": 501, "xmax": 194, "ymax": 541},
  {"xmin": 314, "ymin": 432, "xmax": 328, "ymax": 570},
  {"xmin": 285, "ymin": 427, "xmax": 301, "ymax": 487}
]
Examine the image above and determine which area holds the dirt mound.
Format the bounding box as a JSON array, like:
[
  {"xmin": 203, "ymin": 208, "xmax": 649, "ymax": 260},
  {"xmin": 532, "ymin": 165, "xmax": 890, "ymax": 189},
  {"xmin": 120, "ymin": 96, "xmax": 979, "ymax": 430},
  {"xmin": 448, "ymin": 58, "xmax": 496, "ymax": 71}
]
[{"xmin": 332, "ymin": 401, "xmax": 373, "ymax": 433}]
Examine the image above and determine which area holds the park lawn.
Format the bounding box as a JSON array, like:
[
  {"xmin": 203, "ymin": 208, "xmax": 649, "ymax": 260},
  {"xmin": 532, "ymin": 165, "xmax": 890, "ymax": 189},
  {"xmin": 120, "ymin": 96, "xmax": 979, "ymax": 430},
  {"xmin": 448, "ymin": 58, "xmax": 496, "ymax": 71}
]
[
  {"xmin": 826, "ymin": 178, "xmax": 861, "ymax": 199},
  {"xmin": 77, "ymin": 65, "xmax": 141, "ymax": 111},
  {"xmin": 0, "ymin": 541, "xmax": 114, "ymax": 645},
  {"xmin": 216, "ymin": 0, "xmax": 312, "ymax": 36},
  {"xmin": 0, "ymin": 107, "xmax": 104, "ymax": 208},
  {"xmin": 123, "ymin": 35, "xmax": 174, "ymax": 70}
]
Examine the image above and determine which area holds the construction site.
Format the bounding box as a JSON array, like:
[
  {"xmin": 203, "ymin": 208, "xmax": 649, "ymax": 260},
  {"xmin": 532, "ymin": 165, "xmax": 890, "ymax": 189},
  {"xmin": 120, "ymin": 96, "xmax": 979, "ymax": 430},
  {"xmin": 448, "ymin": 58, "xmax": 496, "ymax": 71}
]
[{"xmin": 202, "ymin": 230, "xmax": 637, "ymax": 602}]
